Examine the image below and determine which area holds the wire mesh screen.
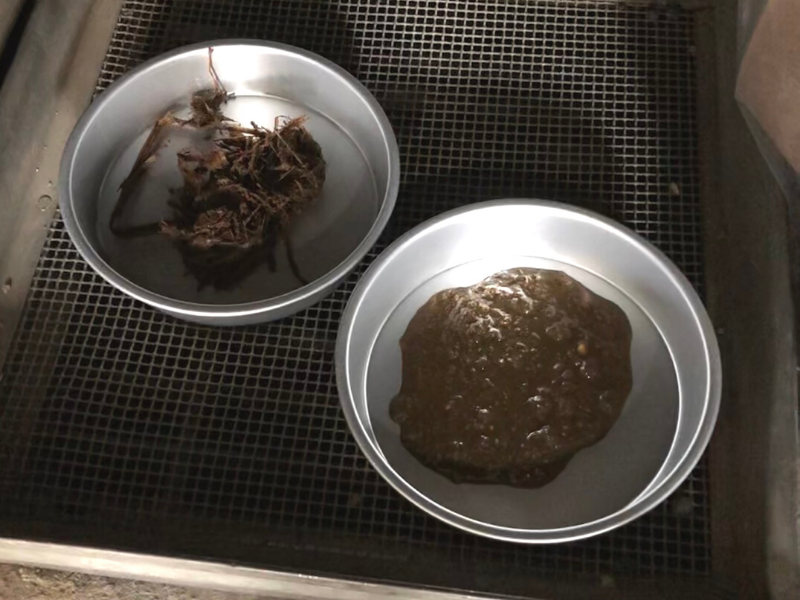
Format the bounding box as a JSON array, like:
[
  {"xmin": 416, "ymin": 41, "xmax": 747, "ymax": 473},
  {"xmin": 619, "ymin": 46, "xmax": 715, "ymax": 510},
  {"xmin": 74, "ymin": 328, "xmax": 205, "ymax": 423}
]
[{"xmin": 0, "ymin": 0, "xmax": 710, "ymax": 596}]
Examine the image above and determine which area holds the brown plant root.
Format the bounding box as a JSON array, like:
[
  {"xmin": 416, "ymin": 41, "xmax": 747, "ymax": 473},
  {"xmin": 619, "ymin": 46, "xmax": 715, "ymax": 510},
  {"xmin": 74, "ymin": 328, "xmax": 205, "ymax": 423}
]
[
  {"xmin": 110, "ymin": 112, "xmax": 177, "ymax": 237},
  {"xmin": 179, "ymin": 47, "xmax": 232, "ymax": 129},
  {"xmin": 160, "ymin": 115, "xmax": 325, "ymax": 289},
  {"xmin": 110, "ymin": 48, "xmax": 326, "ymax": 290}
]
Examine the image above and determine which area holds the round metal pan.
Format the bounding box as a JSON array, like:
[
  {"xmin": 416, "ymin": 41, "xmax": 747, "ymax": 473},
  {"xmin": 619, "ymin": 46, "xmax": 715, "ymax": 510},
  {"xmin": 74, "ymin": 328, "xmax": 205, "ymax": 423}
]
[
  {"xmin": 60, "ymin": 40, "xmax": 399, "ymax": 325},
  {"xmin": 336, "ymin": 200, "xmax": 721, "ymax": 543}
]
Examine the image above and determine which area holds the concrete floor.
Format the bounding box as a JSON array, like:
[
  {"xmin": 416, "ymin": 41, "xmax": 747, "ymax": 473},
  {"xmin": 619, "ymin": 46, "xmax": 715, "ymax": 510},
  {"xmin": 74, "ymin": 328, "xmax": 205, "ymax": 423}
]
[{"xmin": 0, "ymin": 565, "xmax": 270, "ymax": 600}]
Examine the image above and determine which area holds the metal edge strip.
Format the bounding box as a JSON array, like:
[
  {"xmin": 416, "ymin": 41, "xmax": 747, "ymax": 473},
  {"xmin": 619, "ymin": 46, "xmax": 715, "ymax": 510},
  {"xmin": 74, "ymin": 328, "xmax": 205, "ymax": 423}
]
[
  {"xmin": 0, "ymin": 0, "xmax": 123, "ymax": 371},
  {"xmin": 0, "ymin": 538, "xmax": 503, "ymax": 600}
]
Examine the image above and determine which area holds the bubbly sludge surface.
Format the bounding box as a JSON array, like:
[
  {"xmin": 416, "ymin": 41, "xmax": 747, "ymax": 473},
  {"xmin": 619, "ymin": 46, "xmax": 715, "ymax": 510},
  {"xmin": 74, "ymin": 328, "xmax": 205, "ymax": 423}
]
[{"xmin": 390, "ymin": 268, "xmax": 634, "ymax": 488}]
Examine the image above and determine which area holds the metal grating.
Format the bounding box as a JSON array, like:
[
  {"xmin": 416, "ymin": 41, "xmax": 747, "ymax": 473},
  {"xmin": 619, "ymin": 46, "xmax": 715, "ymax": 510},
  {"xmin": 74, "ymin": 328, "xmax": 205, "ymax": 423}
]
[{"xmin": 0, "ymin": 0, "xmax": 709, "ymax": 595}]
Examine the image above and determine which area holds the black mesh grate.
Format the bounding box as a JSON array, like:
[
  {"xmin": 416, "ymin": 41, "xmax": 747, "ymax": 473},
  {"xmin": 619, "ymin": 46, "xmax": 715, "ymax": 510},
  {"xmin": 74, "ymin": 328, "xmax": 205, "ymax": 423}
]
[{"xmin": 0, "ymin": 1, "xmax": 710, "ymax": 595}]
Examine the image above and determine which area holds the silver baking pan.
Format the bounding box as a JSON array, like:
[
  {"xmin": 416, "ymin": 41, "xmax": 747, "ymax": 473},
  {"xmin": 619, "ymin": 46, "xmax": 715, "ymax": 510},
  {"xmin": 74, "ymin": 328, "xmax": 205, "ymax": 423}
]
[
  {"xmin": 336, "ymin": 200, "xmax": 721, "ymax": 543},
  {"xmin": 59, "ymin": 40, "xmax": 399, "ymax": 325}
]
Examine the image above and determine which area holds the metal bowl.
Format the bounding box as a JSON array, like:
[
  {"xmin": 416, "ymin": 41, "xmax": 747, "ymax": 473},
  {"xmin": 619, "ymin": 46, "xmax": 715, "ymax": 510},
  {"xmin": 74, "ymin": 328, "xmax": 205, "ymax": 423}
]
[
  {"xmin": 336, "ymin": 200, "xmax": 721, "ymax": 543},
  {"xmin": 60, "ymin": 40, "xmax": 399, "ymax": 325}
]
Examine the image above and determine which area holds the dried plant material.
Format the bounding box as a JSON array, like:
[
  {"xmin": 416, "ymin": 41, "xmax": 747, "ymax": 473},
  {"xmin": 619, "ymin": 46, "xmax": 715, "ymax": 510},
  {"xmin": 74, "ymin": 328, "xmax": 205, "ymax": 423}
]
[
  {"xmin": 161, "ymin": 116, "xmax": 325, "ymax": 289},
  {"xmin": 110, "ymin": 48, "xmax": 326, "ymax": 289},
  {"xmin": 110, "ymin": 112, "xmax": 177, "ymax": 237},
  {"xmin": 179, "ymin": 48, "xmax": 232, "ymax": 130}
]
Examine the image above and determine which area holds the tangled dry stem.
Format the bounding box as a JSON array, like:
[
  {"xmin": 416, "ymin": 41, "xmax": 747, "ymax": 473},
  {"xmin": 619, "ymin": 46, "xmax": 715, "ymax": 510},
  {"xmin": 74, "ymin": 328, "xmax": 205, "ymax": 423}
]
[{"xmin": 110, "ymin": 48, "xmax": 326, "ymax": 290}]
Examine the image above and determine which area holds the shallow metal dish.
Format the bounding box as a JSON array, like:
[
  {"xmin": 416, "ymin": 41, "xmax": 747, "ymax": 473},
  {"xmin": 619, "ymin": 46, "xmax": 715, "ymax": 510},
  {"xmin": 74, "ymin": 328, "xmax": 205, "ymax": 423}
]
[
  {"xmin": 60, "ymin": 40, "xmax": 399, "ymax": 324},
  {"xmin": 336, "ymin": 200, "xmax": 721, "ymax": 543}
]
